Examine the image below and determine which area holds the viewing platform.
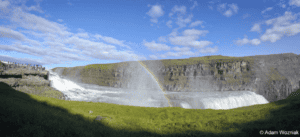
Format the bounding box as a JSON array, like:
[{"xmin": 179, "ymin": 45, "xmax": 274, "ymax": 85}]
[{"xmin": 0, "ymin": 60, "xmax": 49, "ymax": 80}]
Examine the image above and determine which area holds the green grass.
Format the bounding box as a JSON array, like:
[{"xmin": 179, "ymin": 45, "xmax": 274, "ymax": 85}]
[
  {"xmin": 12, "ymin": 85, "xmax": 66, "ymax": 100},
  {"xmin": 1, "ymin": 82, "xmax": 299, "ymax": 137}
]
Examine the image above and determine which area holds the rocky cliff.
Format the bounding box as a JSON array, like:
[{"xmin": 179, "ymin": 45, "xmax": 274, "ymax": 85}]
[
  {"xmin": 0, "ymin": 61, "xmax": 68, "ymax": 101},
  {"xmin": 51, "ymin": 53, "xmax": 300, "ymax": 103}
]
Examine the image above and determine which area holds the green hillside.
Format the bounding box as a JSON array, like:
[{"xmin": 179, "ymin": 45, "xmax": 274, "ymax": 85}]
[{"xmin": 0, "ymin": 81, "xmax": 299, "ymax": 137}]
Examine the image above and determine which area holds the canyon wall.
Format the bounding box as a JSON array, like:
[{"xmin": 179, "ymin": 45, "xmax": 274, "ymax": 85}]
[
  {"xmin": 0, "ymin": 60, "xmax": 51, "ymax": 86},
  {"xmin": 51, "ymin": 53, "xmax": 300, "ymax": 103}
]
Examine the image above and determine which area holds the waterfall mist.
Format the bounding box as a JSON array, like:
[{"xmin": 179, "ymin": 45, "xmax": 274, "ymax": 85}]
[
  {"xmin": 49, "ymin": 60, "xmax": 269, "ymax": 110},
  {"xmin": 124, "ymin": 61, "xmax": 170, "ymax": 107}
]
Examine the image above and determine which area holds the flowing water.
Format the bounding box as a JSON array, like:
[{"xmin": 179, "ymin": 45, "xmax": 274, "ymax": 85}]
[{"xmin": 48, "ymin": 62, "xmax": 269, "ymax": 110}]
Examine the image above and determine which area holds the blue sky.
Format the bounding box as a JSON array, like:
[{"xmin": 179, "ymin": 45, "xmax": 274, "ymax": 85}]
[{"xmin": 1, "ymin": 0, "xmax": 300, "ymax": 70}]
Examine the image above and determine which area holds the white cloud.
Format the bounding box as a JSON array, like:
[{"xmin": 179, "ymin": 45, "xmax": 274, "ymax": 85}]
[
  {"xmin": 237, "ymin": 11, "xmax": 300, "ymax": 45},
  {"xmin": 47, "ymin": 32, "xmax": 141, "ymax": 61},
  {"xmin": 189, "ymin": 20, "xmax": 204, "ymax": 28},
  {"xmin": 235, "ymin": 36, "xmax": 261, "ymax": 45},
  {"xmin": 0, "ymin": 1, "xmax": 10, "ymax": 19},
  {"xmin": 251, "ymin": 39, "xmax": 261, "ymax": 45},
  {"xmin": 178, "ymin": 50, "xmax": 196, "ymax": 56},
  {"xmin": 61, "ymin": 47, "xmax": 82, "ymax": 53},
  {"xmin": 25, "ymin": 4, "xmax": 44, "ymax": 13},
  {"xmin": 169, "ymin": 35, "xmax": 213, "ymax": 48},
  {"xmin": 0, "ymin": 26, "xmax": 27, "ymax": 41},
  {"xmin": 0, "ymin": 5, "xmax": 145, "ymax": 63},
  {"xmin": 235, "ymin": 37, "xmax": 248, "ymax": 45},
  {"xmin": 82, "ymin": 49, "xmax": 146, "ymax": 61},
  {"xmin": 149, "ymin": 55, "xmax": 158, "ymax": 59},
  {"xmin": 218, "ymin": 3, "xmax": 226, "ymax": 11},
  {"xmin": 159, "ymin": 50, "xmax": 196, "ymax": 58},
  {"xmin": 0, "ymin": 43, "xmax": 44, "ymax": 57},
  {"xmin": 182, "ymin": 29, "xmax": 209, "ymax": 36},
  {"xmin": 76, "ymin": 32, "xmax": 89, "ymax": 39},
  {"xmin": 190, "ymin": 41, "xmax": 213, "ymax": 48},
  {"xmin": 208, "ymin": 1, "xmax": 214, "ymax": 10},
  {"xmin": 10, "ymin": 0, "xmax": 44, "ymax": 13},
  {"xmin": 18, "ymin": 30, "xmax": 62, "ymax": 46},
  {"xmin": 217, "ymin": 3, "xmax": 239, "ymax": 17},
  {"xmin": 190, "ymin": 1, "xmax": 198, "ymax": 10},
  {"xmin": 0, "ymin": 28, "xmax": 41, "ymax": 47},
  {"xmin": 159, "ymin": 54, "xmax": 167, "ymax": 58},
  {"xmin": 277, "ymin": 0, "xmax": 286, "ymax": 8},
  {"xmin": 166, "ymin": 20, "xmax": 172, "ymax": 28},
  {"xmin": 260, "ymin": 33, "xmax": 282, "ymax": 43},
  {"xmin": 228, "ymin": 3, "xmax": 238, "ymax": 13},
  {"xmin": 198, "ymin": 46, "xmax": 218, "ymax": 53},
  {"xmin": 261, "ymin": 7, "xmax": 273, "ymax": 14},
  {"xmin": 150, "ymin": 18, "xmax": 158, "ymax": 24},
  {"xmin": 289, "ymin": 0, "xmax": 300, "ymax": 7},
  {"xmin": 26, "ymin": 39, "xmax": 41, "ymax": 46},
  {"xmin": 224, "ymin": 10, "xmax": 233, "ymax": 17},
  {"xmin": 250, "ymin": 23, "xmax": 261, "ymax": 32},
  {"xmin": 94, "ymin": 34, "xmax": 131, "ymax": 49},
  {"xmin": 208, "ymin": 1, "xmax": 215, "ymax": 4},
  {"xmin": 44, "ymin": 41, "xmax": 67, "ymax": 49},
  {"xmin": 57, "ymin": 19, "xmax": 63, "ymax": 22},
  {"xmin": 260, "ymin": 11, "xmax": 300, "ymax": 43},
  {"xmin": 169, "ymin": 35, "xmax": 197, "ymax": 46},
  {"xmin": 168, "ymin": 5, "xmax": 193, "ymax": 28},
  {"xmin": 176, "ymin": 14, "xmax": 193, "ymax": 28},
  {"xmin": 242, "ymin": 13, "xmax": 250, "ymax": 19},
  {"xmin": 10, "ymin": 7, "xmax": 71, "ymax": 37},
  {"xmin": 265, "ymin": 11, "xmax": 297, "ymax": 26},
  {"xmin": 158, "ymin": 36, "xmax": 167, "ymax": 42},
  {"xmin": 168, "ymin": 29, "xmax": 179, "ymax": 37},
  {"xmin": 0, "ymin": 54, "xmax": 47, "ymax": 65},
  {"xmin": 172, "ymin": 47, "xmax": 190, "ymax": 52},
  {"xmin": 65, "ymin": 36, "xmax": 115, "ymax": 51},
  {"xmin": 169, "ymin": 5, "xmax": 186, "ymax": 17},
  {"xmin": 146, "ymin": 4, "xmax": 164, "ymax": 23},
  {"xmin": 143, "ymin": 40, "xmax": 171, "ymax": 51},
  {"xmin": 261, "ymin": 24, "xmax": 300, "ymax": 42},
  {"xmin": 0, "ymin": 42, "xmax": 86, "ymax": 61},
  {"xmin": 0, "ymin": 0, "xmax": 10, "ymax": 9},
  {"xmin": 168, "ymin": 28, "xmax": 212, "ymax": 48},
  {"xmin": 77, "ymin": 28, "xmax": 85, "ymax": 32}
]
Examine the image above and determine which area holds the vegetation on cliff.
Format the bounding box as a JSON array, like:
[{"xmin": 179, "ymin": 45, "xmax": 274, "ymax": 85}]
[
  {"xmin": 51, "ymin": 54, "xmax": 299, "ymax": 102},
  {"xmin": 51, "ymin": 55, "xmax": 256, "ymax": 90}
]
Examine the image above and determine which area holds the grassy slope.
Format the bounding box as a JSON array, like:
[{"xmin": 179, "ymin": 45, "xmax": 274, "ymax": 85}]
[{"xmin": 1, "ymin": 81, "xmax": 299, "ymax": 137}]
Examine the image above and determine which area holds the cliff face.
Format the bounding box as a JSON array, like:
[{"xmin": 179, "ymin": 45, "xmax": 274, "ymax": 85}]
[
  {"xmin": 51, "ymin": 53, "xmax": 300, "ymax": 103},
  {"xmin": 0, "ymin": 61, "xmax": 68, "ymax": 101}
]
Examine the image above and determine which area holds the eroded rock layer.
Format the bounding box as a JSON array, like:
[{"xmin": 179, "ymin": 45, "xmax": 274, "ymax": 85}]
[{"xmin": 51, "ymin": 53, "xmax": 300, "ymax": 103}]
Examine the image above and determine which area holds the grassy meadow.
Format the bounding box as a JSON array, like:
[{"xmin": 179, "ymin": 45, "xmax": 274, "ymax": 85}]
[{"xmin": 1, "ymin": 82, "xmax": 299, "ymax": 137}]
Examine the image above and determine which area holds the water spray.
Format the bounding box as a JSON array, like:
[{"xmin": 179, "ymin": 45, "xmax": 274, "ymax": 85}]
[{"xmin": 132, "ymin": 56, "xmax": 173, "ymax": 107}]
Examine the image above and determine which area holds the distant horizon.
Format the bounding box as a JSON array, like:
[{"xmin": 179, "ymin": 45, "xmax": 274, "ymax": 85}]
[
  {"xmin": 1, "ymin": 52, "xmax": 299, "ymax": 70},
  {"xmin": 1, "ymin": 0, "xmax": 300, "ymax": 70}
]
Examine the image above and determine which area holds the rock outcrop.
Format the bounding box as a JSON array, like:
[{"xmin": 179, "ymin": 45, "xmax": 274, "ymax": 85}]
[
  {"xmin": 0, "ymin": 61, "xmax": 67, "ymax": 101},
  {"xmin": 15, "ymin": 75, "xmax": 51, "ymax": 87},
  {"xmin": 0, "ymin": 68, "xmax": 49, "ymax": 80},
  {"xmin": 51, "ymin": 53, "xmax": 300, "ymax": 103}
]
